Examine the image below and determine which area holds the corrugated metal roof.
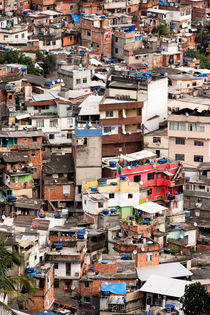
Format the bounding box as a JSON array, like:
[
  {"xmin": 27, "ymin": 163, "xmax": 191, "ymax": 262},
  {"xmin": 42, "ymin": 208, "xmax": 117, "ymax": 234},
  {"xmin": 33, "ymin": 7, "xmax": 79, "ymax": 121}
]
[
  {"xmin": 136, "ymin": 262, "xmax": 192, "ymax": 281},
  {"xmin": 140, "ymin": 275, "xmax": 192, "ymax": 298}
]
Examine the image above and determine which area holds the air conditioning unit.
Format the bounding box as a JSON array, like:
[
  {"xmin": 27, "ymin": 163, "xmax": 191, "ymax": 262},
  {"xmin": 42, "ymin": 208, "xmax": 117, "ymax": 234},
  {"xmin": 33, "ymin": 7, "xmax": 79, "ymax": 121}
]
[{"xmin": 74, "ymin": 272, "xmax": 79, "ymax": 277}]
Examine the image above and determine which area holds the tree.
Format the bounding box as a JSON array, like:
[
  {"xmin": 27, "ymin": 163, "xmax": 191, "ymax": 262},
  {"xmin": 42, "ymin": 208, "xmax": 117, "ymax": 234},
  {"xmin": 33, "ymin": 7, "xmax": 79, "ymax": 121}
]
[
  {"xmin": 181, "ymin": 282, "xmax": 210, "ymax": 315},
  {"xmin": 156, "ymin": 23, "xmax": 169, "ymax": 37},
  {"xmin": 0, "ymin": 234, "xmax": 35, "ymax": 314}
]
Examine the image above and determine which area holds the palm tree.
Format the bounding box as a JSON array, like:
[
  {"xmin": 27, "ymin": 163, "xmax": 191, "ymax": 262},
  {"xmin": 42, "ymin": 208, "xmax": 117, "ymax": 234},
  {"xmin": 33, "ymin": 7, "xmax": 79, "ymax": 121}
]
[{"xmin": 0, "ymin": 234, "xmax": 35, "ymax": 315}]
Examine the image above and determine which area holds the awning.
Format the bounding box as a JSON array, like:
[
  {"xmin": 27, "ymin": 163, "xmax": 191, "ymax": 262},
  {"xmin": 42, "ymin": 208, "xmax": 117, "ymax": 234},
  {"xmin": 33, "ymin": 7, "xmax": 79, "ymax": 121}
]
[
  {"xmin": 109, "ymin": 296, "xmax": 125, "ymax": 305},
  {"xmin": 162, "ymin": 170, "xmax": 173, "ymax": 177},
  {"xmin": 137, "ymin": 201, "xmax": 167, "ymax": 214},
  {"xmin": 16, "ymin": 114, "xmax": 30, "ymax": 120}
]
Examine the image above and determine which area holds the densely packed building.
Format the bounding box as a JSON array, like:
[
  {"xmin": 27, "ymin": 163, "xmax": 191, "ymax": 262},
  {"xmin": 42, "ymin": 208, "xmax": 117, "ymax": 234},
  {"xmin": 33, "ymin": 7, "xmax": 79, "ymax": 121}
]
[{"xmin": 0, "ymin": 0, "xmax": 209, "ymax": 314}]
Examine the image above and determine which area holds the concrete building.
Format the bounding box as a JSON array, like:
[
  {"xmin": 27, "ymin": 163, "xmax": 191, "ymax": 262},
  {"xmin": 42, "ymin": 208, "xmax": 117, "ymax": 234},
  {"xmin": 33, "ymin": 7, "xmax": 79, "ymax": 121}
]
[
  {"xmin": 168, "ymin": 97, "xmax": 210, "ymax": 167},
  {"xmin": 72, "ymin": 122, "xmax": 103, "ymax": 208},
  {"xmin": 80, "ymin": 15, "xmax": 112, "ymax": 58},
  {"xmin": 58, "ymin": 66, "xmax": 91, "ymax": 90},
  {"xmin": 184, "ymin": 163, "xmax": 210, "ymax": 218},
  {"xmin": 144, "ymin": 127, "xmax": 168, "ymax": 158}
]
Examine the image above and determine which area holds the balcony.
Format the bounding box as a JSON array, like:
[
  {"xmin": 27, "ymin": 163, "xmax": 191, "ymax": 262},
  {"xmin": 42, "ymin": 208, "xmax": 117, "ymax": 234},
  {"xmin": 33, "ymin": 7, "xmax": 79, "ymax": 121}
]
[
  {"xmin": 102, "ymin": 132, "xmax": 142, "ymax": 144},
  {"xmin": 102, "ymin": 116, "xmax": 141, "ymax": 126}
]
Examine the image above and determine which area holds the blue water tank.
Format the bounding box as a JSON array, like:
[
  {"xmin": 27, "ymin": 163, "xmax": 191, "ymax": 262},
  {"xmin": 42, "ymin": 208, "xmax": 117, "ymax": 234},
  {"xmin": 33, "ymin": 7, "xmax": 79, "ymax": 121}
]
[
  {"xmin": 110, "ymin": 182, "xmax": 117, "ymax": 186},
  {"xmin": 101, "ymin": 260, "xmax": 108, "ymax": 264},
  {"xmin": 53, "ymin": 242, "xmax": 63, "ymax": 250},
  {"xmin": 120, "ymin": 175, "xmax": 126, "ymax": 181},
  {"xmin": 8, "ymin": 196, "xmax": 16, "ymax": 202},
  {"xmin": 185, "ymin": 177, "xmax": 190, "ymax": 182},
  {"xmin": 111, "ymin": 208, "xmax": 117, "ymax": 214},
  {"xmin": 103, "ymin": 209, "xmax": 109, "ymax": 215},
  {"xmin": 109, "ymin": 160, "xmax": 117, "ymax": 168},
  {"xmin": 158, "ymin": 158, "xmax": 167, "ymax": 164},
  {"xmin": 54, "ymin": 214, "xmax": 61, "ymax": 219},
  {"xmin": 91, "ymin": 187, "xmax": 97, "ymax": 192},
  {"xmin": 39, "ymin": 214, "xmax": 46, "ymax": 218},
  {"xmin": 142, "ymin": 220, "xmax": 150, "ymax": 226},
  {"xmin": 121, "ymin": 254, "xmax": 129, "ymax": 260},
  {"xmin": 26, "ymin": 267, "xmax": 34, "ymax": 273}
]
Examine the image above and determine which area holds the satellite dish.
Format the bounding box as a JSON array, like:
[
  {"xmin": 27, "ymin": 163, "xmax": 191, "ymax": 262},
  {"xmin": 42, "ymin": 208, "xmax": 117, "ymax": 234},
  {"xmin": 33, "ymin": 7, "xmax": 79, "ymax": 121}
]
[
  {"xmin": 194, "ymin": 222, "xmax": 197, "ymax": 227},
  {"xmin": 133, "ymin": 250, "xmax": 137, "ymax": 255},
  {"xmin": 84, "ymin": 234, "xmax": 87, "ymax": 239},
  {"xmin": 71, "ymin": 285, "xmax": 75, "ymax": 290},
  {"xmin": 180, "ymin": 235, "xmax": 184, "ymax": 239},
  {"xmin": 2, "ymin": 215, "xmax": 5, "ymax": 220},
  {"xmin": 140, "ymin": 181, "xmax": 143, "ymax": 185}
]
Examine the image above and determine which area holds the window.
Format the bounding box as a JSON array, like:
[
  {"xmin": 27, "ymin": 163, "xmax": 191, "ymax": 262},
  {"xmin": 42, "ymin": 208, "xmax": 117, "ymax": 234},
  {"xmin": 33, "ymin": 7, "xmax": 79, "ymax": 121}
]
[
  {"xmin": 195, "ymin": 210, "xmax": 200, "ymax": 217},
  {"xmin": 67, "ymin": 133, "xmax": 72, "ymax": 139},
  {"xmin": 192, "ymin": 81, "xmax": 196, "ymax": 86},
  {"xmin": 54, "ymin": 280, "xmax": 59, "ymax": 288},
  {"xmin": 194, "ymin": 155, "xmax": 203, "ymax": 162},
  {"xmin": 115, "ymin": 48, "xmax": 118, "ymax": 53},
  {"xmin": 175, "ymin": 154, "xmax": 185, "ymax": 161},
  {"xmin": 21, "ymin": 33, "xmax": 25, "ymax": 38},
  {"xmin": 66, "ymin": 263, "xmax": 71, "ymax": 276},
  {"xmin": 98, "ymin": 202, "xmax": 103, "ymax": 208},
  {"xmin": 87, "ymin": 31, "xmax": 91, "ymax": 36},
  {"xmin": 84, "ymin": 296, "xmax": 90, "ymax": 303},
  {"xmin": 76, "ymin": 79, "xmax": 81, "ymax": 85},
  {"xmin": 147, "ymin": 188, "xmax": 152, "ymax": 196},
  {"xmin": 115, "ymin": 37, "xmax": 118, "ymax": 42},
  {"xmin": 147, "ymin": 173, "xmax": 154, "ymax": 180},
  {"xmin": 194, "ymin": 140, "xmax": 204, "ymax": 146},
  {"xmin": 104, "ymin": 126, "xmax": 112, "ymax": 133},
  {"xmin": 109, "ymin": 193, "xmax": 115, "ymax": 199},
  {"xmin": 8, "ymin": 95, "xmax": 13, "ymax": 100},
  {"xmin": 169, "ymin": 122, "xmax": 186, "ymax": 131},
  {"xmin": 83, "ymin": 78, "xmax": 87, "ymax": 84},
  {"xmin": 54, "ymin": 263, "xmax": 58, "ymax": 269},
  {"xmin": 36, "ymin": 119, "xmax": 44, "ymax": 128},
  {"xmin": 188, "ymin": 123, "xmax": 204, "ymax": 132},
  {"xmin": 49, "ymin": 134, "xmax": 55, "ymax": 140},
  {"xmin": 176, "ymin": 137, "xmax": 185, "ymax": 145},
  {"xmin": 32, "ymin": 137, "xmax": 37, "ymax": 142},
  {"xmin": 106, "ymin": 110, "xmax": 114, "ymax": 118},
  {"xmin": 128, "ymin": 194, "xmax": 133, "ymax": 199},
  {"xmin": 153, "ymin": 137, "xmax": 161, "ymax": 143},
  {"xmin": 52, "ymin": 40, "xmax": 56, "ymax": 45},
  {"xmin": 15, "ymin": 35, "xmax": 18, "ymax": 39},
  {"xmin": 32, "ymin": 150, "xmax": 36, "ymax": 157},
  {"xmin": 146, "ymin": 253, "xmax": 152, "ymax": 262},
  {"xmin": 84, "ymin": 281, "xmax": 89, "ymax": 288},
  {"xmin": 50, "ymin": 119, "xmax": 57, "ymax": 127},
  {"xmin": 134, "ymin": 175, "xmax": 141, "ymax": 182}
]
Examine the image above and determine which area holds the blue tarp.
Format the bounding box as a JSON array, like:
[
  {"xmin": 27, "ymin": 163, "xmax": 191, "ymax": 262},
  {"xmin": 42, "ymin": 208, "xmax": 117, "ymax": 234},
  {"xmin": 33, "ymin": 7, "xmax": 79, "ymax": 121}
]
[
  {"xmin": 71, "ymin": 14, "xmax": 81, "ymax": 23},
  {"xmin": 101, "ymin": 282, "xmax": 126, "ymax": 295}
]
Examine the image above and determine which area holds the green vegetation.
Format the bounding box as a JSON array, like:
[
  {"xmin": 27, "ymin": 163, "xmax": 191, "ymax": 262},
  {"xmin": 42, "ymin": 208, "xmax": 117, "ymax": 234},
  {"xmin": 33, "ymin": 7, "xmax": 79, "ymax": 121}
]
[
  {"xmin": 35, "ymin": 50, "xmax": 56, "ymax": 76},
  {"xmin": 170, "ymin": 246, "xmax": 179, "ymax": 255},
  {"xmin": 181, "ymin": 282, "xmax": 210, "ymax": 315},
  {"xmin": 0, "ymin": 49, "xmax": 56, "ymax": 76},
  {"xmin": 0, "ymin": 233, "xmax": 35, "ymax": 314},
  {"xmin": 186, "ymin": 49, "xmax": 210, "ymax": 70},
  {"xmin": 156, "ymin": 23, "xmax": 169, "ymax": 37}
]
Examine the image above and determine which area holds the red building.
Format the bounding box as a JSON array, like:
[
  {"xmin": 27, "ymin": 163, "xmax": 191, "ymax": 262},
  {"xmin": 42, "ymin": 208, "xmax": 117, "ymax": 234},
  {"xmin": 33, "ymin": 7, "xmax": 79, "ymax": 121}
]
[{"xmin": 103, "ymin": 151, "xmax": 183, "ymax": 202}]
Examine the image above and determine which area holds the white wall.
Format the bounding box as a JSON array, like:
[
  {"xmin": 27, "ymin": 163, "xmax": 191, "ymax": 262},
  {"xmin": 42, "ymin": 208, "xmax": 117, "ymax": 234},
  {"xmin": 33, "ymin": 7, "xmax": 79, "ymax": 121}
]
[
  {"xmin": 142, "ymin": 78, "xmax": 168, "ymax": 133},
  {"xmin": 54, "ymin": 262, "xmax": 81, "ymax": 277}
]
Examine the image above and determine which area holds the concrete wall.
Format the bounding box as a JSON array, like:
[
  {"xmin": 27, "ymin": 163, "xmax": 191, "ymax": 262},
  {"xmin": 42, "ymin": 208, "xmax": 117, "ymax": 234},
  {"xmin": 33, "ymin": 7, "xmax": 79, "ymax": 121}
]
[{"xmin": 142, "ymin": 78, "xmax": 168, "ymax": 133}]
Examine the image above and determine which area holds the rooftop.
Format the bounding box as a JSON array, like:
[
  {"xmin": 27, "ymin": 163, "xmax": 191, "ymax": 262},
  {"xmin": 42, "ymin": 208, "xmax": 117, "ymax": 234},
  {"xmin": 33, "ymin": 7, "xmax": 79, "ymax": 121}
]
[{"xmin": 136, "ymin": 262, "xmax": 192, "ymax": 281}]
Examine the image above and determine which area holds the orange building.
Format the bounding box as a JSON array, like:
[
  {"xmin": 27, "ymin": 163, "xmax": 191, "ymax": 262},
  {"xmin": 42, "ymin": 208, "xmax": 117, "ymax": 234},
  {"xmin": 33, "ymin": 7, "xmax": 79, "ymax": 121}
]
[{"xmin": 80, "ymin": 15, "xmax": 112, "ymax": 58}]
